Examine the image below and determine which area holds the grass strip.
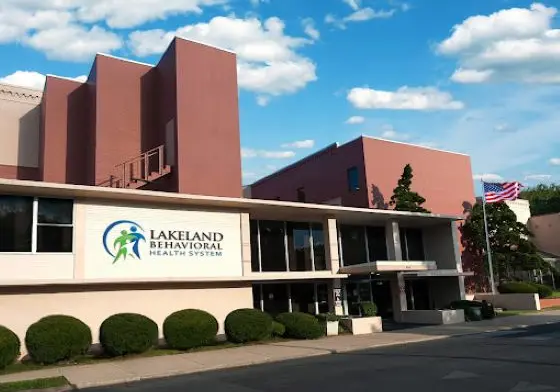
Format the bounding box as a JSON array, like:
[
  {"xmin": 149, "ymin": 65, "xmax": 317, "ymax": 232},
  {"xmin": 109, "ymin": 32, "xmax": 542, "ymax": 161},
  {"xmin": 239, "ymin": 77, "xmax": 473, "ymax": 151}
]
[{"xmin": 0, "ymin": 376, "xmax": 69, "ymax": 392}]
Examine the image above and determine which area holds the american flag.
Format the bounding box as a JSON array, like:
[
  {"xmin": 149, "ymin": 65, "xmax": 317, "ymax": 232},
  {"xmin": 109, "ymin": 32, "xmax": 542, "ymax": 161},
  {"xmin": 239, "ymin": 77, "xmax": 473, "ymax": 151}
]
[{"xmin": 483, "ymin": 181, "xmax": 523, "ymax": 203}]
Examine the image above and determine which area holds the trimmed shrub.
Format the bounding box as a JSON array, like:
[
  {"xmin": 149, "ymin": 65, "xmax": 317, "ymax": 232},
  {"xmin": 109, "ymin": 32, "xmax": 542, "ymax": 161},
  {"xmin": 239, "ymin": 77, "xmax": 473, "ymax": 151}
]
[
  {"xmin": 272, "ymin": 321, "xmax": 285, "ymax": 337},
  {"xmin": 225, "ymin": 309, "xmax": 273, "ymax": 343},
  {"xmin": 530, "ymin": 283, "xmax": 553, "ymax": 298},
  {"xmin": 163, "ymin": 309, "xmax": 218, "ymax": 350},
  {"xmin": 25, "ymin": 315, "xmax": 92, "ymax": 365},
  {"xmin": 315, "ymin": 313, "xmax": 340, "ymax": 323},
  {"xmin": 100, "ymin": 313, "xmax": 158, "ymax": 357},
  {"xmin": 498, "ymin": 282, "xmax": 538, "ymax": 294},
  {"xmin": 359, "ymin": 302, "xmax": 377, "ymax": 317},
  {"xmin": 276, "ymin": 312, "xmax": 324, "ymax": 340},
  {"xmin": 0, "ymin": 326, "xmax": 20, "ymax": 369}
]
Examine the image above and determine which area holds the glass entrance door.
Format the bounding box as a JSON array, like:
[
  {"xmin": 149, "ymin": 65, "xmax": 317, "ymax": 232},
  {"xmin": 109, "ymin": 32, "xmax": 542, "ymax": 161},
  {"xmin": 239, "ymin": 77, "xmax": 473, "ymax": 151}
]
[{"xmin": 344, "ymin": 278, "xmax": 393, "ymax": 318}]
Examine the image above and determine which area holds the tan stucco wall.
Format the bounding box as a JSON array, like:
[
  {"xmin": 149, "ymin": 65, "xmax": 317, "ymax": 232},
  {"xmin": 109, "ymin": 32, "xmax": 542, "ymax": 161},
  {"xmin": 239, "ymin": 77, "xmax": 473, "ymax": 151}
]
[
  {"xmin": 529, "ymin": 213, "xmax": 560, "ymax": 257},
  {"xmin": 0, "ymin": 83, "xmax": 42, "ymax": 168},
  {"xmin": 1, "ymin": 282, "xmax": 253, "ymax": 355}
]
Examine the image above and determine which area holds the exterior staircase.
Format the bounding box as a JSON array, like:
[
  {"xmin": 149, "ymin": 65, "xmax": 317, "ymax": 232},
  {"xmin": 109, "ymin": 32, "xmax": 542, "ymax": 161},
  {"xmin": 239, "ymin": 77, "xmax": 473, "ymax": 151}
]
[{"xmin": 97, "ymin": 145, "xmax": 171, "ymax": 189}]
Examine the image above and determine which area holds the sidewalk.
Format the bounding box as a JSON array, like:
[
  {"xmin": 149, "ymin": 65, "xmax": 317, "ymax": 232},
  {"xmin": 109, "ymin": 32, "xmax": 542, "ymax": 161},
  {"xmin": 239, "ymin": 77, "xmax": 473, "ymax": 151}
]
[{"xmin": 3, "ymin": 310, "xmax": 560, "ymax": 390}]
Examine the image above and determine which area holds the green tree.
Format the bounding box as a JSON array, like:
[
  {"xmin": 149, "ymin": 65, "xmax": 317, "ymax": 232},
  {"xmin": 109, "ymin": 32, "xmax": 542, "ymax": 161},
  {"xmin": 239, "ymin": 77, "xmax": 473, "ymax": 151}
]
[
  {"xmin": 519, "ymin": 183, "xmax": 560, "ymax": 216},
  {"xmin": 389, "ymin": 164, "xmax": 430, "ymax": 213},
  {"xmin": 462, "ymin": 202, "xmax": 546, "ymax": 282}
]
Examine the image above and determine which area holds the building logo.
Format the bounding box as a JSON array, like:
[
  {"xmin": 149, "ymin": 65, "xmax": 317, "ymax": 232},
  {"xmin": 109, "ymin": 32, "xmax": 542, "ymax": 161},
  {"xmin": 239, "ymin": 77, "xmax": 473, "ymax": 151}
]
[{"xmin": 102, "ymin": 220, "xmax": 146, "ymax": 264}]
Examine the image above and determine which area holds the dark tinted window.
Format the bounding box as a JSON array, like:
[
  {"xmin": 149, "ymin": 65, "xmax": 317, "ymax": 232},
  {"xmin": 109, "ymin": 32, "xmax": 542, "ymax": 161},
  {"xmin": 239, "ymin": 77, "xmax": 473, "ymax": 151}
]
[
  {"xmin": 312, "ymin": 223, "xmax": 327, "ymax": 270},
  {"xmin": 347, "ymin": 167, "xmax": 359, "ymax": 191},
  {"xmin": 340, "ymin": 224, "xmax": 366, "ymax": 266},
  {"xmin": 259, "ymin": 220, "xmax": 286, "ymax": 271},
  {"xmin": 250, "ymin": 220, "xmax": 260, "ymax": 272},
  {"xmin": 366, "ymin": 226, "xmax": 388, "ymax": 261},
  {"xmin": 0, "ymin": 196, "xmax": 33, "ymax": 252},
  {"xmin": 37, "ymin": 198, "xmax": 73, "ymax": 253},
  {"xmin": 287, "ymin": 222, "xmax": 312, "ymax": 271}
]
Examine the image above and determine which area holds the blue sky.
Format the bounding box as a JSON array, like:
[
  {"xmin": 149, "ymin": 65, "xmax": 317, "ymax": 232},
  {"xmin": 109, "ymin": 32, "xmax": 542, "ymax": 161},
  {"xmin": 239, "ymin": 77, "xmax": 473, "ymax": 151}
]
[{"xmin": 0, "ymin": 0, "xmax": 559, "ymax": 194}]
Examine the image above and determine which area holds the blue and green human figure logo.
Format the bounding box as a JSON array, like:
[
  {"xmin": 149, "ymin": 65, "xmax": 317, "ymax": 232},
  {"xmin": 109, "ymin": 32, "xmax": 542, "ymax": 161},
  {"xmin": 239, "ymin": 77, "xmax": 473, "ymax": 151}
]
[{"xmin": 102, "ymin": 220, "xmax": 146, "ymax": 264}]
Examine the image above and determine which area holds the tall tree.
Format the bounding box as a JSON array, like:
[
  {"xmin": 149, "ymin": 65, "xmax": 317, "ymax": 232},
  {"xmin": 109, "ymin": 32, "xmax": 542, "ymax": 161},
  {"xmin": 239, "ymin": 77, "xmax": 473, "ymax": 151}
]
[
  {"xmin": 520, "ymin": 183, "xmax": 560, "ymax": 216},
  {"xmin": 389, "ymin": 164, "xmax": 430, "ymax": 213},
  {"xmin": 461, "ymin": 202, "xmax": 546, "ymax": 282}
]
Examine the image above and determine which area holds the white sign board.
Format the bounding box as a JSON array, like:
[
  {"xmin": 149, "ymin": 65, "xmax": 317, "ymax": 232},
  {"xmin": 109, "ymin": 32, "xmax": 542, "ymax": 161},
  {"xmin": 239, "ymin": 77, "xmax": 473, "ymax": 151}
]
[{"xmin": 83, "ymin": 204, "xmax": 243, "ymax": 279}]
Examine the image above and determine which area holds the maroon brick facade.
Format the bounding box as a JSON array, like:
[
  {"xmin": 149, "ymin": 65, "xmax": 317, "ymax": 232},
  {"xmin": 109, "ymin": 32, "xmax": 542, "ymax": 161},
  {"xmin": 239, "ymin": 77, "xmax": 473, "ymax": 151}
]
[
  {"xmin": 27, "ymin": 38, "xmax": 242, "ymax": 197},
  {"xmin": 250, "ymin": 136, "xmax": 475, "ymax": 216}
]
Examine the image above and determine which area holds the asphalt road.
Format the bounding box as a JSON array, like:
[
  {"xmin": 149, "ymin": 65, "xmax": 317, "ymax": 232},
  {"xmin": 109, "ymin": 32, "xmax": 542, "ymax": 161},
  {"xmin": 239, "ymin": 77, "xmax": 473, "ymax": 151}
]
[{"xmin": 86, "ymin": 323, "xmax": 560, "ymax": 392}]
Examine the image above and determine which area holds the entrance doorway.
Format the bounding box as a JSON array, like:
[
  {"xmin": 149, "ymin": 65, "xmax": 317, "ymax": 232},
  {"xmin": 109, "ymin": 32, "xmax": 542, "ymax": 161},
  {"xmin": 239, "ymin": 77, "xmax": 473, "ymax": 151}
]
[{"xmin": 344, "ymin": 277, "xmax": 393, "ymax": 318}]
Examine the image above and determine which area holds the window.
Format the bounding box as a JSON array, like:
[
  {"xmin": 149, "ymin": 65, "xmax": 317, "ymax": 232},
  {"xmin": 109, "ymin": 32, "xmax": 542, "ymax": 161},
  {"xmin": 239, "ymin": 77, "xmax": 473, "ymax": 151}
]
[
  {"xmin": 400, "ymin": 228, "xmax": 425, "ymax": 261},
  {"xmin": 311, "ymin": 223, "xmax": 327, "ymax": 270},
  {"xmin": 287, "ymin": 222, "xmax": 312, "ymax": 271},
  {"xmin": 339, "ymin": 224, "xmax": 367, "ymax": 266},
  {"xmin": 297, "ymin": 187, "xmax": 306, "ymax": 202},
  {"xmin": 366, "ymin": 226, "xmax": 388, "ymax": 262},
  {"xmin": 0, "ymin": 196, "xmax": 73, "ymax": 253},
  {"xmin": 259, "ymin": 220, "xmax": 287, "ymax": 271},
  {"xmin": 347, "ymin": 166, "xmax": 360, "ymax": 192},
  {"xmin": 251, "ymin": 220, "xmax": 326, "ymax": 272},
  {"xmin": 37, "ymin": 198, "xmax": 73, "ymax": 253},
  {"xmin": 250, "ymin": 220, "xmax": 260, "ymax": 272},
  {"xmin": 0, "ymin": 196, "xmax": 33, "ymax": 252}
]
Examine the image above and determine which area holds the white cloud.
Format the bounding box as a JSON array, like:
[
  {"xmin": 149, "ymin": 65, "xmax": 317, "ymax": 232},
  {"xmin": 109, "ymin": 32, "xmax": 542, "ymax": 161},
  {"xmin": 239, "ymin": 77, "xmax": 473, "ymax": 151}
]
[
  {"xmin": 451, "ymin": 68, "xmax": 493, "ymax": 83},
  {"xmin": 128, "ymin": 16, "xmax": 317, "ymax": 102},
  {"xmin": 281, "ymin": 140, "xmax": 315, "ymax": 149},
  {"xmin": 345, "ymin": 8, "xmax": 395, "ymax": 22},
  {"xmin": 242, "ymin": 148, "xmax": 296, "ymax": 159},
  {"xmin": 250, "ymin": 0, "xmax": 269, "ymax": 6},
  {"xmin": 0, "ymin": 71, "xmax": 86, "ymax": 90},
  {"xmin": 26, "ymin": 25, "xmax": 122, "ymax": 61},
  {"xmin": 343, "ymin": 0, "xmax": 361, "ymax": 11},
  {"xmin": 0, "ymin": 71, "xmax": 46, "ymax": 89},
  {"xmin": 525, "ymin": 174, "xmax": 552, "ymax": 181},
  {"xmin": 302, "ymin": 18, "xmax": 320, "ymax": 40},
  {"xmin": 347, "ymin": 86, "xmax": 464, "ymax": 110},
  {"xmin": 0, "ymin": 1, "xmax": 227, "ymax": 60},
  {"xmin": 256, "ymin": 95, "xmax": 271, "ymax": 106},
  {"xmin": 438, "ymin": 3, "xmax": 560, "ymax": 84},
  {"xmin": 550, "ymin": 158, "xmax": 560, "ymax": 165},
  {"xmin": 379, "ymin": 125, "xmax": 409, "ymax": 141},
  {"xmin": 473, "ymin": 173, "xmax": 504, "ymax": 182},
  {"xmin": 326, "ymin": 0, "xmax": 395, "ymax": 29},
  {"xmin": 345, "ymin": 115, "xmax": 365, "ymax": 124},
  {"xmin": 0, "ymin": 0, "xmax": 228, "ymax": 30}
]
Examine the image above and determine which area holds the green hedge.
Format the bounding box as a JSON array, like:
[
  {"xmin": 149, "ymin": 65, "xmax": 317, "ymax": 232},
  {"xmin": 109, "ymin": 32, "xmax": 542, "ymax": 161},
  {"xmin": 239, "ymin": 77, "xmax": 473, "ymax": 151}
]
[
  {"xmin": 530, "ymin": 283, "xmax": 553, "ymax": 298},
  {"xmin": 0, "ymin": 326, "xmax": 20, "ymax": 369},
  {"xmin": 100, "ymin": 313, "xmax": 158, "ymax": 357},
  {"xmin": 163, "ymin": 309, "xmax": 218, "ymax": 350},
  {"xmin": 498, "ymin": 281, "xmax": 553, "ymax": 298},
  {"xmin": 276, "ymin": 312, "xmax": 324, "ymax": 340},
  {"xmin": 25, "ymin": 315, "xmax": 92, "ymax": 365},
  {"xmin": 272, "ymin": 321, "xmax": 285, "ymax": 337},
  {"xmin": 359, "ymin": 302, "xmax": 378, "ymax": 317},
  {"xmin": 498, "ymin": 281, "xmax": 538, "ymax": 294},
  {"xmin": 225, "ymin": 309, "xmax": 273, "ymax": 343}
]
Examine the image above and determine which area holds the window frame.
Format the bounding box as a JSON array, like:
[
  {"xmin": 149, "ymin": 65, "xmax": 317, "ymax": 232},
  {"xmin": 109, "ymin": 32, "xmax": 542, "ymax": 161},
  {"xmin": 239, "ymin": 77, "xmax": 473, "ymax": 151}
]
[{"xmin": 0, "ymin": 196, "xmax": 75, "ymax": 254}]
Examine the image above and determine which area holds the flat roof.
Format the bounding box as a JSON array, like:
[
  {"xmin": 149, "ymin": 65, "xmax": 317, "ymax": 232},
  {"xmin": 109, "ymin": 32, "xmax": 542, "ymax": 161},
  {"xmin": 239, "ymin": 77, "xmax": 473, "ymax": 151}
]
[{"xmin": 0, "ymin": 179, "xmax": 462, "ymax": 225}]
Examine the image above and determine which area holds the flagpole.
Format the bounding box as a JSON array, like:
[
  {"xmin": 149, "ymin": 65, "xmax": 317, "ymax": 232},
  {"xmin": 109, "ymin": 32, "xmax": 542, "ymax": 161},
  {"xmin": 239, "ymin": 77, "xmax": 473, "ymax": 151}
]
[{"xmin": 481, "ymin": 180, "xmax": 497, "ymax": 294}]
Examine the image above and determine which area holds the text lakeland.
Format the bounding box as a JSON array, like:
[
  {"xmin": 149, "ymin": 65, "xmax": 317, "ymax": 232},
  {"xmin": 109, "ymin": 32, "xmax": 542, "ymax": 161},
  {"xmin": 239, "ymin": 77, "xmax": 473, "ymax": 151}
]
[{"xmin": 149, "ymin": 230, "xmax": 224, "ymax": 257}]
